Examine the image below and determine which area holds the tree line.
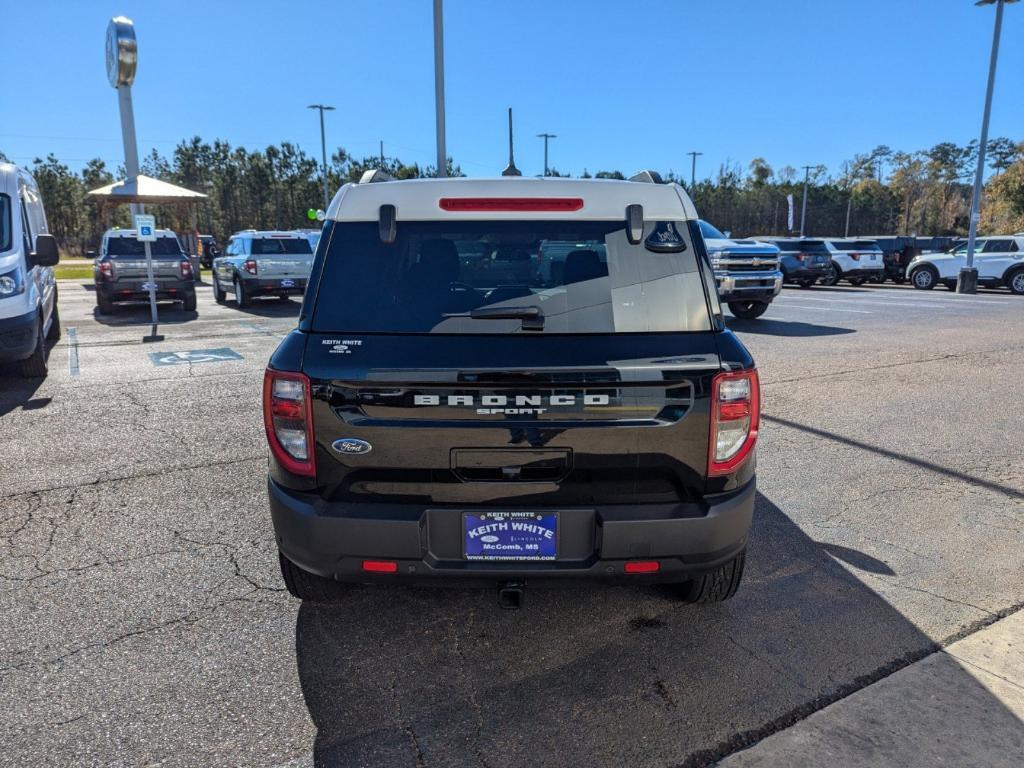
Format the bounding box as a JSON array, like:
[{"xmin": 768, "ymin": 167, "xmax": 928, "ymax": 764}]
[{"xmin": 2, "ymin": 136, "xmax": 1022, "ymax": 257}]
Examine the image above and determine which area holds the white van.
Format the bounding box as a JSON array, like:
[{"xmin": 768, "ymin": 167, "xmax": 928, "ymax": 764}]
[{"xmin": 0, "ymin": 164, "xmax": 60, "ymax": 377}]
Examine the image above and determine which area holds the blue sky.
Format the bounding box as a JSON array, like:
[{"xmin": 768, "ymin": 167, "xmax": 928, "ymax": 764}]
[{"xmin": 2, "ymin": 0, "xmax": 1022, "ymax": 181}]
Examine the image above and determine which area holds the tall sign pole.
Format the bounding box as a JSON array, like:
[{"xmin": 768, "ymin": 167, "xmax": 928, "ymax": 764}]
[
  {"xmin": 107, "ymin": 16, "xmax": 161, "ymax": 341},
  {"xmin": 432, "ymin": 0, "xmax": 447, "ymax": 177}
]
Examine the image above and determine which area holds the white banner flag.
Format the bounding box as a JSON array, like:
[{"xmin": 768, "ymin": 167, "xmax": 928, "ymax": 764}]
[{"xmin": 787, "ymin": 194, "xmax": 794, "ymax": 231}]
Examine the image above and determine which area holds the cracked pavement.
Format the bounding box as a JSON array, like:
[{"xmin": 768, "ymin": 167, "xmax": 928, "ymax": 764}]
[{"xmin": 1, "ymin": 280, "xmax": 1022, "ymax": 767}]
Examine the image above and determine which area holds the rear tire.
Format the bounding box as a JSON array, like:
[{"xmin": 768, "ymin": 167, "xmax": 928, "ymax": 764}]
[
  {"xmin": 910, "ymin": 265, "xmax": 938, "ymax": 290},
  {"xmin": 234, "ymin": 276, "xmax": 252, "ymax": 308},
  {"xmin": 676, "ymin": 550, "xmax": 746, "ymax": 603},
  {"xmin": 182, "ymin": 290, "xmax": 197, "ymax": 312},
  {"xmin": 278, "ymin": 552, "xmax": 349, "ymax": 602},
  {"xmin": 797, "ymin": 279, "xmax": 815, "ymax": 289},
  {"xmin": 45, "ymin": 299, "xmax": 61, "ymax": 341},
  {"xmin": 848, "ymin": 277, "xmax": 865, "ymax": 286},
  {"xmin": 820, "ymin": 262, "xmax": 841, "ymax": 286},
  {"xmin": 728, "ymin": 301, "xmax": 770, "ymax": 320},
  {"xmin": 97, "ymin": 292, "xmax": 115, "ymax": 314},
  {"xmin": 17, "ymin": 318, "xmax": 47, "ymax": 378},
  {"xmin": 1007, "ymin": 268, "xmax": 1024, "ymax": 295}
]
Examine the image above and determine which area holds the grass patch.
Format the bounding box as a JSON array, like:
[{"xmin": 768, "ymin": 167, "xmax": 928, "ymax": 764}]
[{"xmin": 54, "ymin": 260, "xmax": 95, "ymax": 280}]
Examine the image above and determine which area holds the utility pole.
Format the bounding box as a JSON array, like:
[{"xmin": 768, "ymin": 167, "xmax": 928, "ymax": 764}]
[
  {"xmin": 845, "ymin": 194, "xmax": 853, "ymax": 238},
  {"xmin": 800, "ymin": 165, "xmax": 814, "ymax": 237},
  {"xmin": 432, "ymin": 0, "xmax": 447, "ymax": 177},
  {"xmin": 307, "ymin": 104, "xmax": 335, "ymax": 210},
  {"xmin": 686, "ymin": 151, "xmax": 703, "ymax": 187},
  {"xmin": 959, "ymin": 0, "xmax": 1017, "ymax": 294},
  {"xmin": 537, "ymin": 133, "xmax": 557, "ymax": 176},
  {"xmin": 379, "ymin": 140, "xmax": 385, "ymax": 168}
]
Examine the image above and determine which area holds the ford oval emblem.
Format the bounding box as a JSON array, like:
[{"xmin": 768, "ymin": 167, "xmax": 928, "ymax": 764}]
[{"xmin": 332, "ymin": 438, "xmax": 372, "ymax": 455}]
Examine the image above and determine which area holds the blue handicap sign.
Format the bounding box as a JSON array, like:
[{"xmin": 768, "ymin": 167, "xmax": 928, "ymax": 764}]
[{"xmin": 149, "ymin": 347, "xmax": 243, "ymax": 366}]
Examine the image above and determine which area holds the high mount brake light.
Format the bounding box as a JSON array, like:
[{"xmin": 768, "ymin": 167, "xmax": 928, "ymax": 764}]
[
  {"xmin": 263, "ymin": 369, "xmax": 315, "ymax": 477},
  {"xmin": 438, "ymin": 197, "xmax": 584, "ymax": 212},
  {"xmin": 708, "ymin": 369, "xmax": 760, "ymax": 477},
  {"xmin": 244, "ymin": 259, "xmax": 258, "ymax": 275}
]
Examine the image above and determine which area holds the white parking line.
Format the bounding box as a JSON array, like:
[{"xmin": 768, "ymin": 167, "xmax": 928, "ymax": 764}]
[
  {"xmin": 772, "ymin": 303, "xmax": 872, "ymax": 314},
  {"xmin": 67, "ymin": 327, "xmax": 80, "ymax": 377},
  {"xmin": 776, "ymin": 296, "xmax": 946, "ymax": 309}
]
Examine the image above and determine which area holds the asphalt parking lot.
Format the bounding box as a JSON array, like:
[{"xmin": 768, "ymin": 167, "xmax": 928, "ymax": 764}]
[{"xmin": 2, "ymin": 278, "xmax": 1023, "ymax": 767}]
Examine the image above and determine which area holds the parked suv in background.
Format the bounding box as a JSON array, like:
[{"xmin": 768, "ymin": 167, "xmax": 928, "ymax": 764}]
[
  {"xmin": 93, "ymin": 229, "xmax": 196, "ymax": 314},
  {"xmin": 0, "ymin": 164, "xmax": 60, "ymax": 377},
  {"xmin": 265, "ymin": 174, "xmax": 759, "ymax": 606},
  {"xmin": 212, "ymin": 230, "xmax": 314, "ymax": 307},
  {"xmin": 820, "ymin": 239, "xmax": 885, "ymax": 286},
  {"xmin": 756, "ymin": 237, "xmax": 831, "ymax": 288},
  {"xmin": 908, "ymin": 235, "xmax": 1024, "ymax": 294},
  {"xmin": 198, "ymin": 235, "xmax": 220, "ymax": 268},
  {"xmin": 698, "ymin": 220, "xmax": 782, "ymax": 319}
]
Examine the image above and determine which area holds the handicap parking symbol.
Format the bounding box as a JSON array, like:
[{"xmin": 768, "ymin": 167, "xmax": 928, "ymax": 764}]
[{"xmin": 148, "ymin": 347, "xmax": 244, "ymax": 366}]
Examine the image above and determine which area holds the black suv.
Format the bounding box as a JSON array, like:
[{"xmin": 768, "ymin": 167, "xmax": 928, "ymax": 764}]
[
  {"xmin": 758, "ymin": 237, "xmax": 832, "ymax": 288},
  {"xmin": 264, "ymin": 175, "xmax": 759, "ymax": 606}
]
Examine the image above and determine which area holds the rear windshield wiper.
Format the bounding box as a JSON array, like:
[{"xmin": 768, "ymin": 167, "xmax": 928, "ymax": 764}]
[{"xmin": 444, "ymin": 305, "xmax": 545, "ymax": 331}]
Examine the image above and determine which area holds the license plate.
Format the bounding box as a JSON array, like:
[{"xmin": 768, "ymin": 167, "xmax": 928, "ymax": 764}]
[
  {"xmin": 464, "ymin": 511, "xmax": 557, "ymax": 561},
  {"xmin": 280, "ymin": 279, "xmax": 295, "ymax": 288}
]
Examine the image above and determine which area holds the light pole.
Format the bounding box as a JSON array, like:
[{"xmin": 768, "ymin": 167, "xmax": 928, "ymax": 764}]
[
  {"xmin": 307, "ymin": 104, "xmax": 335, "ymax": 210},
  {"xmin": 537, "ymin": 133, "xmax": 556, "ymax": 176},
  {"xmin": 687, "ymin": 151, "xmax": 703, "ymax": 187},
  {"xmin": 433, "ymin": 0, "xmax": 447, "ymax": 177},
  {"xmin": 799, "ymin": 165, "xmax": 814, "ymax": 237},
  {"xmin": 958, "ymin": 0, "xmax": 1017, "ymax": 294}
]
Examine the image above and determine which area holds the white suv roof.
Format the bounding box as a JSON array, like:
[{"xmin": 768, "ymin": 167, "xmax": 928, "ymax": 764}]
[
  {"xmin": 326, "ymin": 177, "xmax": 699, "ymax": 222},
  {"xmin": 103, "ymin": 228, "xmax": 177, "ymax": 238},
  {"xmin": 230, "ymin": 230, "xmax": 306, "ymax": 239}
]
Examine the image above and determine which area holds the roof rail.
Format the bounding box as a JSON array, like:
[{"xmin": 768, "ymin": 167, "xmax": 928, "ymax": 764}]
[
  {"xmin": 359, "ymin": 169, "xmax": 394, "ymax": 184},
  {"xmin": 630, "ymin": 170, "xmax": 664, "ymax": 184}
]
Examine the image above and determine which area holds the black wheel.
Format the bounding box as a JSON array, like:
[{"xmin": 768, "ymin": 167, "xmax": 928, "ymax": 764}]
[
  {"xmin": 96, "ymin": 292, "xmax": 115, "ymax": 314},
  {"xmin": 944, "ymin": 281, "xmax": 957, "ymax": 291},
  {"xmin": 675, "ymin": 550, "xmax": 746, "ymax": 603},
  {"xmin": 277, "ymin": 294, "xmax": 290, "ymax": 302},
  {"xmin": 820, "ymin": 262, "xmax": 840, "ymax": 286},
  {"xmin": 1007, "ymin": 268, "xmax": 1024, "ymax": 295},
  {"xmin": 17, "ymin": 317, "xmax": 47, "ymax": 378},
  {"xmin": 797, "ymin": 279, "xmax": 815, "ymax": 289},
  {"xmin": 893, "ymin": 276, "xmax": 906, "ymax": 285},
  {"xmin": 45, "ymin": 298, "xmax": 61, "ymax": 341},
  {"xmin": 728, "ymin": 301, "xmax": 770, "ymax": 320},
  {"xmin": 234, "ymin": 276, "xmax": 252, "ymax": 308},
  {"xmin": 848, "ymin": 277, "xmax": 865, "ymax": 286},
  {"xmin": 279, "ymin": 552, "xmax": 349, "ymax": 602},
  {"xmin": 213, "ymin": 276, "xmax": 227, "ymax": 304},
  {"xmin": 181, "ymin": 291, "xmax": 197, "ymax": 312},
  {"xmin": 910, "ymin": 265, "xmax": 938, "ymax": 290}
]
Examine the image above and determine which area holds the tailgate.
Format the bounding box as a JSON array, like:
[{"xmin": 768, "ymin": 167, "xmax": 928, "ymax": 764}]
[
  {"xmin": 257, "ymin": 254, "xmax": 313, "ymax": 280},
  {"xmin": 110, "ymin": 255, "xmax": 182, "ymax": 281},
  {"xmin": 305, "ymin": 333, "xmax": 721, "ymax": 506}
]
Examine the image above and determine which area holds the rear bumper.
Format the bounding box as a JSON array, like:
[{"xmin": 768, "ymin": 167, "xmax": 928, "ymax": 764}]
[
  {"xmin": 268, "ymin": 477, "xmax": 755, "ymax": 585},
  {"xmin": 98, "ymin": 281, "xmax": 194, "ymax": 303},
  {"xmin": 0, "ymin": 309, "xmax": 37, "ymax": 363},
  {"xmin": 783, "ymin": 265, "xmax": 829, "ymax": 281},
  {"xmin": 243, "ymin": 277, "xmax": 307, "ymax": 296},
  {"xmin": 840, "ymin": 267, "xmax": 884, "ymax": 278}
]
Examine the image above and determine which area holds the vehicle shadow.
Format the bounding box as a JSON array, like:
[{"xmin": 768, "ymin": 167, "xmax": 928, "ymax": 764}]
[
  {"xmin": 291, "ymin": 492, "xmax": 1019, "ymax": 768},
  {"xmin": 726, "ymin": 318, "xmax": 854, "ymax": 337},
  {"xmin": 90, "ymin": 305, "xmax": 200, "ymax": 326},
  {"xmin": 221, "ymin": 299, "xmax": 302, "ymax": 318},
  {"xmin": 785, "ymin": 285, "xmax": 868, "ymax": 294},
  {"xmin": 0, "ymin": 371, "xmax": 48, "ymax": 417}
]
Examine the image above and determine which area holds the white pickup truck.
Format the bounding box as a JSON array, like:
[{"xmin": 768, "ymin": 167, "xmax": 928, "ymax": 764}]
[{"xmin": 212, "ymin": 230, "xmax": 314, "ymax": 307}]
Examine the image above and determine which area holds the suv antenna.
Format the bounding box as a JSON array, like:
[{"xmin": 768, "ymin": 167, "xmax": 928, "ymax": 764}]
[{"xmin": 501, "ymin": 107, "xmax": 521, "ymax": 177}]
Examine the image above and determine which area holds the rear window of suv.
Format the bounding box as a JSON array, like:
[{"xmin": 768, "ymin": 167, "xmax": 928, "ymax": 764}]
[
  {"xmin": 106, "ymin": 236, "xmax": 183, "ymax": 256},
  {"xmin": 252, "ymin": 237, "xmax": 313, "ymax": 255},
  {"xmin": 772, "ymin": 240, "xmax": 827, "ymax": 252},
  {"xmin": 831, "ymin": 241, "xmax": 882, "ymax": 252},
  {"xmin": 311, "ymin": 220, "xmax": 712, "ymax": 334}
]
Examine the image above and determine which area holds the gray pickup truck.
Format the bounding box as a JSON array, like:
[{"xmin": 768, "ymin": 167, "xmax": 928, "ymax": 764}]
[
  {"xmin": 92, "ymin": 229, "xmax": 197, "ymax": 314},
  {"xmin": 212, "ymin": 230, "xmax": 314, "ymax": 308}
]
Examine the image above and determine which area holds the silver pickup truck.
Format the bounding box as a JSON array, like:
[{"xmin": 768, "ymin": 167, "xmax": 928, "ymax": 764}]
[
  {"xmin": 698, "ymin": 220, "xmax": 782, "ymax": 320},
  {"xmin": 92, "ymin": 229, "xmax": 197, "ymax": 314},
  {"xmin": 212, "ymin": 230, "xmax": 314, "ymax": 308}
]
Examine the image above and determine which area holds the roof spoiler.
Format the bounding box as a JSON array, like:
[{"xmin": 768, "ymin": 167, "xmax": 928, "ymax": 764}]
[
  {"xmin": 629, "ymin": 170, "xmax": 664, "ymax": 184},
  {"xmin": 359, "ymin": 169, "xmax": 394, "ymax": 184}
]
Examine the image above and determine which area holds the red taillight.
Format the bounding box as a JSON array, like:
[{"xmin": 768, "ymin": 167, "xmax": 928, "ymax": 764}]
[
  {"xmin": 438, "ymin": 197, "xmax": 584, "ymax": 212},
  {"xmin": 97, "ymin": 261, "xmax": 113, "ymax": 281},
  {"xmin": 708, "ymin": 369, "xmax": 760, "ymax": 477},
  {"xmin": 850, "ymin": 252, "xmax": 861, "ymax": 261},
  {"xmin": 624, "ymin": 561, "xmax": 660, "ymax": 574},
  {"xmin": 262, "ymin": 369, "xmax": 315, "ymax": 477},
  {"xmin": 179, "ymin": 260, "xmax": 193, "ymax": 279},
  {"xmin": 244, "ymin": 259, "xmax": 258, "ymax": 275},
  {"xmin": 795, "ymin": 252, "xmax": 807, "ymax": 262},
  {"xmin": 362, "ymin": 560, "xmax": 398, "ymax": 573}
]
